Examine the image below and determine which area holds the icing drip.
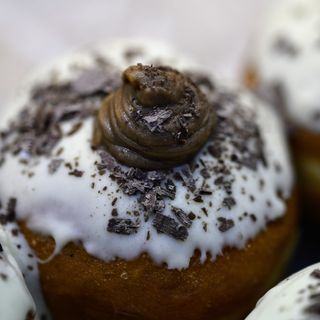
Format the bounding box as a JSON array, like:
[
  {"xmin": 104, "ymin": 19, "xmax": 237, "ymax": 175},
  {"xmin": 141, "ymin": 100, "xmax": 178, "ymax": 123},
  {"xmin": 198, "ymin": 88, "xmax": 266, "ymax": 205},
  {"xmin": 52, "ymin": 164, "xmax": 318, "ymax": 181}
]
[
  {"xmin": 250, "ymin": 0, "xmax": 320, "ymax": 132},
  {"xmin": 246, "ymin": 263, "xmax": 320, "ymax": 320},
  {"xmin": 0, "ymin": 41, "xmax": 293, "ymax": 269}
]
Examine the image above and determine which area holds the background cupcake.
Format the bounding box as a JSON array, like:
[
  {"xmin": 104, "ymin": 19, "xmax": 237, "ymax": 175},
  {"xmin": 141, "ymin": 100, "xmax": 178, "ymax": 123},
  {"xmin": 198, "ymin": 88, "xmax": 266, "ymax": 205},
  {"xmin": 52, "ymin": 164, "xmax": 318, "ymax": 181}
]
[
  {"xmin": 246, "ymin": 262, "xmax": 320, "ymax": 319},
  {"xmin": 244, "ymin": 0, "xmax": 320, "ymax": 219}
]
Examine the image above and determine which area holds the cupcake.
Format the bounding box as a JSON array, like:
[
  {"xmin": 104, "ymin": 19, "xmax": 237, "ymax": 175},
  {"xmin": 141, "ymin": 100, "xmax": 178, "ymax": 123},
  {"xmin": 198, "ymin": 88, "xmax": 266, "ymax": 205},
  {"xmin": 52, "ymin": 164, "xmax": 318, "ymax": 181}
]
[
  {"xmin": 0, "ymin": 225, "xmax": 36, "ymax": 319},
  {"xmin": 246, "ymin": 263, "xmax": 320, "ymax": 319},
  {"xmin": 244, "ymin": 0, "xmax": 320, "ymax": 217},
  {"xmin": 0, "ymin": 40, "xmax": 296, "ymax": 320}
]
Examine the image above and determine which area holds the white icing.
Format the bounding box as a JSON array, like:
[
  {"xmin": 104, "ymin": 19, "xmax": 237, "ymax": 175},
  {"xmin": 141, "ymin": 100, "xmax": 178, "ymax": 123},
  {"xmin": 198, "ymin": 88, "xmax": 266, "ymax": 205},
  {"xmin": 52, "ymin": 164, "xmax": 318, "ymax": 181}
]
[
  {"xmin": 250, "ymin": 0, "xmax": 320, "ymax": 131},
  {"xmin": 0, "ymin": 225, "xmax": 35, "ymax": 320},
  {"xmin": 0, "ymin": 222, "xmax": 50, "ymax": 319},
  {"xmin": 246, "ymin": 263, "xmax": 320, "ymax": 320},
  {"xmin": 0, "ymin": 40, "xmax": 293, "ymax": 269}
]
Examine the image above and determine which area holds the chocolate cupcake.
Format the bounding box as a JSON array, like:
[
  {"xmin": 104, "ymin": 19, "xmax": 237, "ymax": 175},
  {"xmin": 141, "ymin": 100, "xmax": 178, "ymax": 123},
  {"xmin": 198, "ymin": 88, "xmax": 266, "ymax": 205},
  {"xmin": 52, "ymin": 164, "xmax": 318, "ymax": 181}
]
[
  {"xmin": 246, "ymin": 263, "xmax": 320, "ymax": 319},
  {"xmin": 244, "ymin": 0, "xmax": 320, "ymax": 219},
  {"xmin": 0, "ymin": 40, "xmax": 297, "ymax": 319}
]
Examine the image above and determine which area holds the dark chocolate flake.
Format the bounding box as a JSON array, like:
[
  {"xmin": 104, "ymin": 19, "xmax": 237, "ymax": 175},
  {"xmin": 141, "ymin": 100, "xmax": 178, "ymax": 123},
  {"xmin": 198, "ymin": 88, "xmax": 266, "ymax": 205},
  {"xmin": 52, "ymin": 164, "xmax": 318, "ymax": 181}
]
[
  {"xmin": 222, "ymin": 197, "xmax": 236, "ymax": 210},
  {"xmin": 107, "ymin": 218, "xmax": 139, "ymax": 235},
  {"xmin": 48, "ymin": 158, "xmax": 63, "ymax": 174},
  {"xmin": 217, "ymin": 217, "xmax": 235, "ymax": 232},
  {"xmin": 311, "ymin": 269, "xmax": 320, "ymax": 280},
  {"xmin": 11, "ymin": 229, "xmax": 19, "ymax": 237},
  {"xmin": 111, "ymin": 208, "xmax": 118, "ymax": 217},
  {"xmin": 6, "ymin": 198, "xmax": 17, "ymax": 222},
  {"xmin": 179, "ymin": 166, "xmax": 196, "ymax": 192},
  {"xmin": 71, "ymin": 67, "xmax": 119, "ymax": 96},
  {"xmin": 193, "ymin": 195, "xmax": 203, "ymax": 203},
  {"xmin": 305, "ymin": 302, "xmax": 320, "ymax": 316},
  {"xmin": 67, "ymin": 122, "xmax": 83, "ymax": 136},
  {"xmin": 0, "ymin": 273, "xmax": 8, "ymax": 281},
  {"xmin": 171, "ymin": 206, "xmax": 192, "ymax": 228},
  {"xmin": 272, "ymin": 36, "xmax": 299, "ymax": 57},
  {"xmin": 111, "ymin": 198, "xmax": 118, "ymax": 206},
  {"xmin": 152, "ymin": 213, "xmax": 188, "ymax": 241},
  {"xmin": 142, "ymin": 109, "xmax": 173, "ymax": 133},
  {"xmin": 68, "ymin": 169, "xmax": 84, "ymax": 177}
]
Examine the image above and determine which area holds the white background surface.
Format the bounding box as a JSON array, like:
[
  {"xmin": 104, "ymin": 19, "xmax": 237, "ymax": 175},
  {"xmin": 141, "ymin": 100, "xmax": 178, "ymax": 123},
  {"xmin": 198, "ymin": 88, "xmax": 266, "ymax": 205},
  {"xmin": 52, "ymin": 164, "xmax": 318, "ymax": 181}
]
[{"xmin": 0, "ymin": 0, "xmax": 273, "ymax": 106}]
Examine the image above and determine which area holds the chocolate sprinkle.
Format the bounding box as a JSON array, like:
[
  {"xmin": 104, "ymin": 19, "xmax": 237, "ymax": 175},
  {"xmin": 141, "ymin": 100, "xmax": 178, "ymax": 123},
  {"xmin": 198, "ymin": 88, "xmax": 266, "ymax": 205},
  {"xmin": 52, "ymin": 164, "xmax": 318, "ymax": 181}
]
[
  {"xmin": 217, "ymin": 217, "xmax": 235, "ymax": 232},
  {"xmin": 6, "ymin": 198, "xmax": 17, "ymax": 222},
  {"xmin": 305, "ymin": 302, "xmax": 320, "ymax": 316},
  {"xmin": 222, "ymin": 197, "xmax": 236, "ymax": 210},
  {"xmin": 272, "ymin": 36, "xmax": 299, "ymax": 57},
  {"xmin": 48, "ymin": 158, "xmax": 63, "ymax": 174},
  {"xmin": 311, "ymin": 269, "xmax": 320, "ymax": 280},
  {"xmin": 107, "ymin": 218, "xmax": 139, "ymax": 235},
  {"xmin": 68, "ymin": 169, "xmax": 84, "ymax": 177},
  {"xmin": 0, "ymin": 273, "xmax": 7, "ymax": 281},
  {"xmin": 171, "ymin": 206, "xmax": 193, "ymax": 228},
  {"xmin": 152, "ymin": 213, "xmax": 188, "ymax": 241}
]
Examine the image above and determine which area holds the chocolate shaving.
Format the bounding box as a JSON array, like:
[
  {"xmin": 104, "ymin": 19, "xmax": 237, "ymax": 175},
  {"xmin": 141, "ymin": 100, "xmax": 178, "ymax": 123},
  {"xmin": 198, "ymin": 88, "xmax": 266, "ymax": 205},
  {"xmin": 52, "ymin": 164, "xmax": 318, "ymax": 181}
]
[
  {"xmin": 172, "ymin": 206, "xmax": 192, "ymax": 228},
  {"xmin": 107, "ymin": 218, "xmax": 139, "ymax": 235},
  {"xmin": 0, "ymin": 273, "xmax": 8, "ymax": 281},
  {"xmin": 222, "ymin": 197, "xmax": 236, "ymax": 210},
  {"xmin": 68, "ymin": 169, "xmax": 84, "ymax": 177},
  {"xmin": 124, "ymin": 48, "xmax": 143, "ymax": 61},
  {"xmin": 67, "ymin": 122, "xmax": 83, "ymax": 136},
  {"xmin": 179, "ymin": 166, "xmax": 196, "ymax": 192},
  {"xmin": 217, "ymin": 217, "xmax": 234, "ymax": 232},
  {"xmin": 272, "ymin": 36, "xmax": 299, "ymax": 57},
  {"xmin": 311, "ymin": 269, "xmax": 320, "ymax": 280},
  {"xmin": 142, "ymin": 109, "xmax": 173, "ymax": 133},
  {"xmin": 48, "ymin": 158, "xmax": 63, "ymax": 174},
  {"xmin": 152, "ymin": 213, "xmax": 188, "ymax": 241},
  {"xmin": 0, "ymin": 64, "xmax": 121, "ymax": 160},
  {"xmin": 305, "ymin": 302, "xmax": 320, "ymax": 316},
  {"xmin": 6, "ymin": 198, "xmax": 17, "ymax": 222},
  {"xmin": 71, "ymin": 67, "xmax": 121, "ymax": 96}
]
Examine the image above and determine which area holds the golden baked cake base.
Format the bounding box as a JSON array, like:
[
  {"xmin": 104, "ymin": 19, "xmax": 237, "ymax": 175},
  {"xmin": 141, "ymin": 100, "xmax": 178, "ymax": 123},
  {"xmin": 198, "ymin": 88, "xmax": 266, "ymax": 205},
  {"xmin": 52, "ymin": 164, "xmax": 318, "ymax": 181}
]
[{"xmin": 20, "ymin": 193, "xmax": 297, "ymax": 320}]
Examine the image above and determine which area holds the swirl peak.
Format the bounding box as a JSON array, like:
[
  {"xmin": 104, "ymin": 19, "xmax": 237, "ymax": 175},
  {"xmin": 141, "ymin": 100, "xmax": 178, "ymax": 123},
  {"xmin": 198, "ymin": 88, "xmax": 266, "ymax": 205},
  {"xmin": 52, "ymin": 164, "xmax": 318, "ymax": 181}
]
[{"xmin": 93, "ymin": 64, "xmax": 215, "ymax": 170}]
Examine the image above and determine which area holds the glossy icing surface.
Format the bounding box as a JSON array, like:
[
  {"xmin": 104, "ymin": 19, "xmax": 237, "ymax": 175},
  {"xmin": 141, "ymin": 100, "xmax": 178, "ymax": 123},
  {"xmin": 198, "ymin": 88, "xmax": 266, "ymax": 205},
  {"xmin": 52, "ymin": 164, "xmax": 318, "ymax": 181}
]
[{"xmin": 0, "ymin": 40, "xmax": 293, "ymax": 269}]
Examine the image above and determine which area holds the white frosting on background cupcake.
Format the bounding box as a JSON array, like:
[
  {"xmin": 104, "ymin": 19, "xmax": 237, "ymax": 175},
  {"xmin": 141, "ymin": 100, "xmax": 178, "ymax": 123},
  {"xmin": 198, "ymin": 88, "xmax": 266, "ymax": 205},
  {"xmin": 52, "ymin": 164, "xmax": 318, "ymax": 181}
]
[
  {"xmin": 0, "ymin": 40, "xmax": 293, "ymax": 269},
  {"xmin": 250, "ymin": 0, "xmax": 320, "ymax": 132},
  {"xmin": 246, "ymin": 263, "xmax": 320, "ymax": 320},
  {"xmin": 0, "ymin": 225, "xmax": 35, "ymax": 320}
]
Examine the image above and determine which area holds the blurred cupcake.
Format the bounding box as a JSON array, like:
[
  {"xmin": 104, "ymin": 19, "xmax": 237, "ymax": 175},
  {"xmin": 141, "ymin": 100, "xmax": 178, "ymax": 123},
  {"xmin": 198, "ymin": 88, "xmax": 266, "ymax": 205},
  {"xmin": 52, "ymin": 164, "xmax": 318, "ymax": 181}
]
[
  {"xmin": 0, "ymin": 225, "xmax": 36, "ymax": 319},
  {"xmin": 0, "ymin": 40, "xmax": 297, "ymax": 319},
  {"xmin": 244, "ymin": 0, "xmax": 320, "ymax": 219},
  {"xmin": 246, "ymin": 262, "xmax": 320, "ymax": 319}
]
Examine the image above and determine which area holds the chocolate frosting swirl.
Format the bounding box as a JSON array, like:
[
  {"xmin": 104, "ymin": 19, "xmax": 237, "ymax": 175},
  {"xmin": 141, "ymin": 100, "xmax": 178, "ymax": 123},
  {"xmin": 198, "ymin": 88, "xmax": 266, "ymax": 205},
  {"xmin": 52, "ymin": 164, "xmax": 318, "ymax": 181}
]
[{"xmin": 93, "ymin": 64, "xmax": 215, "ymax": 170}]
